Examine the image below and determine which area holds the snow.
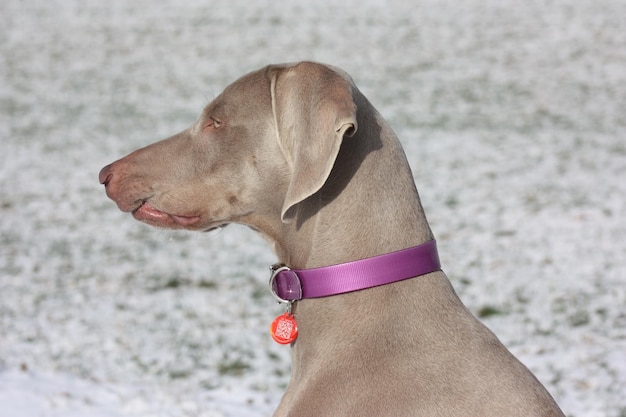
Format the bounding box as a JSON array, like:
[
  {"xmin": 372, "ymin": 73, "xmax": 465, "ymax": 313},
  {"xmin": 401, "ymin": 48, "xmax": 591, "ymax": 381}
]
[{"xmin": 1, "ymin": 0, "xmax": 625, "ymax": 416}]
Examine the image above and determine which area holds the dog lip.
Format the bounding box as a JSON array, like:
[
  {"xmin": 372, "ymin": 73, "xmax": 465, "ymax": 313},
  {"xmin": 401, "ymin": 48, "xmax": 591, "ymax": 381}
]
[
  {"xmin": 132, "ymin": 201, "xmax": 201, "ymax": 227},
  {"xmin": 132, "ymin": 201, "xmax": 168, "ymax": 222},
  {"xmin": 170, "ymin": 213, "xmax": 203, "ymax": 226},
  {"xmin": 203, "ymin": 223, "xmax": 229, "ymax": 233}
]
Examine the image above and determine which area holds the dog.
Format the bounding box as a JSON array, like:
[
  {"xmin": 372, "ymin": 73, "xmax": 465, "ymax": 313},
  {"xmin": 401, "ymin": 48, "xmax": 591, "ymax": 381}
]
[{"xmin": 100, "ymin": 62, "xmax": 565, "ymax": 416}]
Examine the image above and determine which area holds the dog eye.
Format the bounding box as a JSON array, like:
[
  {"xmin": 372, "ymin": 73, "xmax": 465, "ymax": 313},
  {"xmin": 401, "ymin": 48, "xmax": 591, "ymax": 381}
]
[{"xmin": 204, "ymin": 117, "xmax": 223, "ymax": 129}]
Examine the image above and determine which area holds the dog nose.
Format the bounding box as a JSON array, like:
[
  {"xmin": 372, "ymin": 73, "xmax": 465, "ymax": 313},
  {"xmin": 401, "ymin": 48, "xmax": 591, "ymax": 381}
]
[{"xmin": 99, "ymin": 164, "xmax": 113, "ymax": 186}]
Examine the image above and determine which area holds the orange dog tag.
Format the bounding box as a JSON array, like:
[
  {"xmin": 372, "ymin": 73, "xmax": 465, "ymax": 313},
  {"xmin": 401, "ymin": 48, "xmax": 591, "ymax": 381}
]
[{"xmin": 270, "ymin": 312, "xmax": 298, "ymax": 344}]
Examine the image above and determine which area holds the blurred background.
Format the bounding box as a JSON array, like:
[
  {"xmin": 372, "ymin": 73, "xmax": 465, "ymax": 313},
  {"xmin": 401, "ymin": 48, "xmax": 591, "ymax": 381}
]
[{"xmin": 1, "ymin": 0, "xmax": 625, "ymax": 416}]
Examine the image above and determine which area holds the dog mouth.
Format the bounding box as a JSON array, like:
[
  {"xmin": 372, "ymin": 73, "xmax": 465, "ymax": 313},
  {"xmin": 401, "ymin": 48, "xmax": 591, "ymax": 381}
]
[
  {"xmin": 203, "ymin": 223, "xmax": 229, "ymax": 233},
  {"xmin": 132, "ymin": 201, "xmax": 202, "ymax": 228}
]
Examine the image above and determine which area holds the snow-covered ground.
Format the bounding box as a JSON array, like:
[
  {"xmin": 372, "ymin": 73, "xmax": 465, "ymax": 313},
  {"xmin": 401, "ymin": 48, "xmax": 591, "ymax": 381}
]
[{"xmin": 1, "ymin": 0, "xmax": 625, "ymax": 415}]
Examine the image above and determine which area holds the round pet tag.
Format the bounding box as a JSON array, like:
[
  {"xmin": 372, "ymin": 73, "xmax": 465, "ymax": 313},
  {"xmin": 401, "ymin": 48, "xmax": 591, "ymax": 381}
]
[{"xmin": 270, "ymin": 312, "xmax": 298, "ymax": 344}]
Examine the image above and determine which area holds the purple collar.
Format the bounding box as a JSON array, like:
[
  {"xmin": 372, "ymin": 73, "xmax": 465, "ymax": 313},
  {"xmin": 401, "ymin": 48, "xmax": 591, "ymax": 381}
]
[{"xmin": 269, "ymin": 240, "xmax": 441, "ymax": 302}]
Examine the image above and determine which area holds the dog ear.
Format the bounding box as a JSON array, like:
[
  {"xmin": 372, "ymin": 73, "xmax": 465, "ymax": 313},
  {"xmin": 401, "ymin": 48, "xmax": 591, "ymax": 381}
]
[{"xmin": 270, "ymin": 63, "xmax": 358, "ymax": 222}]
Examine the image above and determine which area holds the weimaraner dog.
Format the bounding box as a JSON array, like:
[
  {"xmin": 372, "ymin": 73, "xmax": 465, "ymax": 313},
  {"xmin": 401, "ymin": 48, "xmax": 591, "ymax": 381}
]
[{"xmin": 100, "ymin": 62, "xmax": 564, "ymax": 416}]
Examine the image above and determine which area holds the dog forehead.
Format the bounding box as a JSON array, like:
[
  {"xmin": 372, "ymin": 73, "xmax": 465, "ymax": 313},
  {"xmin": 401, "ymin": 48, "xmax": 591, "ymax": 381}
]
[
  {"xmin": 202, "ymin": 70, "xmax": 272, "ymax": 117},
  {"xmin": 225, "ymin": 67, "xmax": 272, "ymax": 96}
]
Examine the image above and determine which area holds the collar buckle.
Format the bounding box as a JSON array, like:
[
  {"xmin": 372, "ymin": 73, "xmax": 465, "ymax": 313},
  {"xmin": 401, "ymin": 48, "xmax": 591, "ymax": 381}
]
[{"xmin": 269, "ymin": 264, "xmax": 303, "ymax": 303}]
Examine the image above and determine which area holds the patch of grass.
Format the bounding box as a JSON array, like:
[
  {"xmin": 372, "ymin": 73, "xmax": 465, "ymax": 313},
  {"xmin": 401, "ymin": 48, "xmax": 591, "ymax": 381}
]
[
  {"xmin": 458, "ymin": 277, "xmax": 472, "ymax": 286},
  {"xmin": 445, "ymin": 195, "xmax": 459, "ymax": 208},
  {"xmin": 218, "ymin": 358, "xmax": 251, "ymax": 376},
  {"xmin": 197, "ymin": 279, "xmax": 217, "ymax": 289},
  {"xmin": 163, "ymin": 278, "xmax": 182, "ymax": 289},
  {"xmin": 251, "ymin": 284, "xmax": 267, "ymax": 300},
  {"xmin": 149, "ymin": 276, "xmax": 219, "ymax": 291},
  {"xmin": 568, "ymin": 310, "xmax": 590, "ymax": 327},
  {"xmin": 169, "ymin": 368, "xmax": 192, "ymax": 379},
  {"xmin": 477, "ymin": 305, "xmax": 505, "ymax": 318}
]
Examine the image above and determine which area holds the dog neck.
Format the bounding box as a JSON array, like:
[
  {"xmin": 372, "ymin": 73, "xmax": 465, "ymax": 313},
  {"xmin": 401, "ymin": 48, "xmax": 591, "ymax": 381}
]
[
  {"xmin": 277, "ymin": 114, "xmax": 434, "ymax": 269},
  {"xmin": 263, "ymin": 107, "xmax": 464, "ymax": 415}
]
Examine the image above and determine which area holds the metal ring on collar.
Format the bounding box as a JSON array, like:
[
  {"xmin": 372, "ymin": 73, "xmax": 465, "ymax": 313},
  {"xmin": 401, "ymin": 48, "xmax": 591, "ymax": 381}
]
[{"xmin": 269, "ymin": 264, "xmax": 303, "ymax": 303}]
